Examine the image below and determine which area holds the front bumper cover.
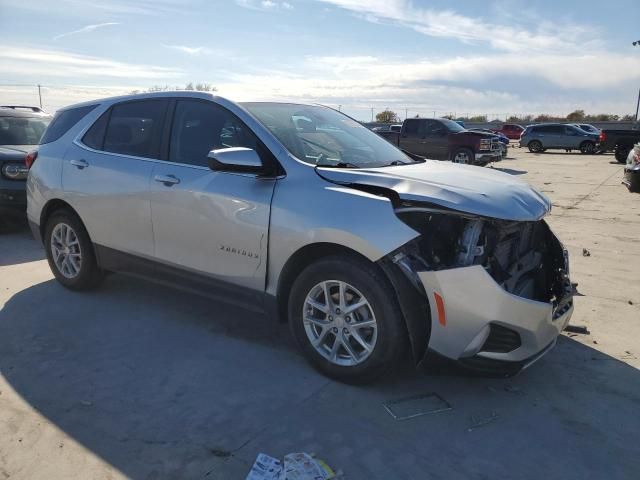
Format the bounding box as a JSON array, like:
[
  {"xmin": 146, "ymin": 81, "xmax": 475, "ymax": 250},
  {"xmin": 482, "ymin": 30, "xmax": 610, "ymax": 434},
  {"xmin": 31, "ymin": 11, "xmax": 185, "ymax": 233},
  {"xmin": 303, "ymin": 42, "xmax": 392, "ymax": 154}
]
[{"xmin": 417, "ymin": 265, "xmax": 573, "ymax": 366}]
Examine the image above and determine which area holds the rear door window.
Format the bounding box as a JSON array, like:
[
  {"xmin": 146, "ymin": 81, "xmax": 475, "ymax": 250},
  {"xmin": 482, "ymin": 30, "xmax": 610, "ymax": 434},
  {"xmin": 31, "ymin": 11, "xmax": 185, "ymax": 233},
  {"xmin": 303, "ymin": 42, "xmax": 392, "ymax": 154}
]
[
  {"xmin": 403, "ymin": 119, "xmax": 423, "ymax": 137},
  {"xmin": 169, "ymin": 99, "xmax": 260, "ymax": 167},
  {"xmin": 103, "ymin": 100, "xmax": 169, "ymax": 159},
  {"xmin": 40, "ymin": 105, "xmax": 96, "ymax": 144}
]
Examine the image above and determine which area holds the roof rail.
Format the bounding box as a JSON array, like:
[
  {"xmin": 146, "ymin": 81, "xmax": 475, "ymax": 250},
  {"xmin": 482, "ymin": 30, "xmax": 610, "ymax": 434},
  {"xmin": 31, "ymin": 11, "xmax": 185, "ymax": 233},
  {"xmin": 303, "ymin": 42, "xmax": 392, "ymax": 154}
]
[{"xmin": 0, "ymin": 105, "xmax": 45, "ymax": 113}]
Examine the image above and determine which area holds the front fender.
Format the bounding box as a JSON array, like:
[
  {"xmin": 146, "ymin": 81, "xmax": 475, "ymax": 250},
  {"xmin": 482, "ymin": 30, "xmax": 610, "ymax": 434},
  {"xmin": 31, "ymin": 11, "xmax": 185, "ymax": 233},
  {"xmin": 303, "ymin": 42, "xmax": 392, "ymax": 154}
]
[{"xmin": 265, "ymin": 173, "xmax": 419, "ymax": 297}]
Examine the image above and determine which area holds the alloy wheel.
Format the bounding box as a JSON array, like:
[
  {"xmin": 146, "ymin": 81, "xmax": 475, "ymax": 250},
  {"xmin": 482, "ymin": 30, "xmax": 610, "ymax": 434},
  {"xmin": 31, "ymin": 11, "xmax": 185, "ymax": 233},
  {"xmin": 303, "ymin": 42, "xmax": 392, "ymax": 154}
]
[
  {"xmin": 50, "ymin": 223, "xmax": 82, "ymax": 279},
  {"xmin": 453, "ymin": 151, "xmax": 470, "ymax": 164},
  {"xmin": 302, "ymin": 280, "xmax": 377, "ymax": 366}
]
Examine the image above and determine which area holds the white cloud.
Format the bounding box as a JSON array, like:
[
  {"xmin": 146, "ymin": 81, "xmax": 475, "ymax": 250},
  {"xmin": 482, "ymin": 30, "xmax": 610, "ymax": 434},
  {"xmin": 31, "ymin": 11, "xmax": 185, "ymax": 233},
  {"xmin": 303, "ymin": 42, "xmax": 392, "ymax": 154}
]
[
  {"xmin": 163, "ymin": 45, "xmax": 213, "ymax": 56},
  {"xmin": 0, "ymin": 46, "xmax": 183, "ymax": 80},
  {"xmin": 316, "ymin": 0, "xmax": 599, "ymax": 53},
  {"xmin": 236, "ymin": 0, "xmax": 294, "ymax": 10},
  {"xmin": 53, "ymin": 22, "xmax": 120, "ymax": 40}
]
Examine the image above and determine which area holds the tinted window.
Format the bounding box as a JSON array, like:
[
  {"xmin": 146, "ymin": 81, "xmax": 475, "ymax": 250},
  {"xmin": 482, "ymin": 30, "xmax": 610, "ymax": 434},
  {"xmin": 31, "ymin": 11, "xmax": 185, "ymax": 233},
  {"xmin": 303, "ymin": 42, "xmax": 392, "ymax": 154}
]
[
  {"xmin": 565, "ymin": 126, "xmax": 579, "ymax": 136},
  {"xmin": 40, "ymin": 105, "xmax": 96, "ymax": 144},
  {"xmin": 403, "ymin": 119, "xmax": 424, "ymax": 136},
  {"xmin": 82, "ymin": 110, "xmax": 109, "ymax": 150},
  {"xmin": 169, "ymin": 100, "xmax": 260, "ymax": 167},
  {"xmin": 0, "ymin": 116, "xmax": 51, "ymax": 145},
  {"xmin": 425, "ymin": 120, "xmax": 447, "ymax": 135},
  {"xmin": 103, "ymin": 100, "xmax": 168, "ymax": 159}
]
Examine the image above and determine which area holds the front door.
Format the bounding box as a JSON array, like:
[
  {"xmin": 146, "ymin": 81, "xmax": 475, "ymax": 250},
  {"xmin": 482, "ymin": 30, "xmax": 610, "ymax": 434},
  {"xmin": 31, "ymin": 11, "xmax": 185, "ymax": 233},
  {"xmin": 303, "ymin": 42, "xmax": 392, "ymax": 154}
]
[{"xmin": 149, "ymin": 99, "xmax": 276, "ymax": 298}]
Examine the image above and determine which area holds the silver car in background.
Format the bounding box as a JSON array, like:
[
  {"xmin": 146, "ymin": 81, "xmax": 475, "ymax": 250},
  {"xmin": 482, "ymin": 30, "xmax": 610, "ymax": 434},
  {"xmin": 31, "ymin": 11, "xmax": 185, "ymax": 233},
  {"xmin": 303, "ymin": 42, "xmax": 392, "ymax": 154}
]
[{"xmin": 26, "ymin": 92, "xmax": 574, "ymax": 382}]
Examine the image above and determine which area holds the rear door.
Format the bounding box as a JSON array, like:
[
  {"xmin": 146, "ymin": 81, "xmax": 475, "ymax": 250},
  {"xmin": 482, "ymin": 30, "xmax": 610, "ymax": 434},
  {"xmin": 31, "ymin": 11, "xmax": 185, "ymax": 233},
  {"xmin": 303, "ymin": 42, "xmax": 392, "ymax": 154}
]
[
  {"xmin": 63, "ymin": 99, "xmax": 169, "ymax": 257},
  {"xmin": 399, "ymin": 119, "xmax": 429, "ymax": 156},
  {"xmin": 148, "ymin": 98, "xmax": 276, "ymax": 295}
]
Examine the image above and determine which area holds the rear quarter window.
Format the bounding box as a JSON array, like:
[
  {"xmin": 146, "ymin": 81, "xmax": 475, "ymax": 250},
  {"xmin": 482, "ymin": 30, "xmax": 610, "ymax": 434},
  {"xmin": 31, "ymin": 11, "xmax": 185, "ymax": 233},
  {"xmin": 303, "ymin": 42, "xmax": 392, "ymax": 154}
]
[{"xmin": 40, "ymin": 104, "xmax": 97, "ymax": 144}]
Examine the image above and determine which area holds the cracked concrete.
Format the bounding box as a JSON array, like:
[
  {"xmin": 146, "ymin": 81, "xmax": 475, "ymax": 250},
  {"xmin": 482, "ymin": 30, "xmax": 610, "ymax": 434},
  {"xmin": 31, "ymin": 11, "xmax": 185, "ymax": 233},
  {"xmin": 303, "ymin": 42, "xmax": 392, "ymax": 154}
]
[{"xmin": 1, "ymin": 149, "xmax": 639, "ymax": 479}]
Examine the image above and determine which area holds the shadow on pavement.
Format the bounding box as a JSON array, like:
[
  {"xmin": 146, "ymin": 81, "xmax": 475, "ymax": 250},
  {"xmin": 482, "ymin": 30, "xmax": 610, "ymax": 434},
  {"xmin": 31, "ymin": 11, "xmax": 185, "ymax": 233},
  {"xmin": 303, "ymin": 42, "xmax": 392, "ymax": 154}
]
[
  {"xmin": 0, "ymin": 222, "xmax": 45, "ymax": 266},
  {"xmin": 1, "ymin": 276, "xmax": 640, "ymax": 479}
]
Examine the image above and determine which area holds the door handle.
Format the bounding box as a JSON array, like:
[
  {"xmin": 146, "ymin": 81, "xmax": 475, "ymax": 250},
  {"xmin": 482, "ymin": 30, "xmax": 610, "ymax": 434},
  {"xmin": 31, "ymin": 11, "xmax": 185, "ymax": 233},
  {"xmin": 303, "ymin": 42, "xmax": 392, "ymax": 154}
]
[
  {"xmin": 154, "ymin": 174, "xmax": 180, "ymax": 186},
  {"xmin": 70, "ymin": 159, "xmax": 89, "ymax": 169}
]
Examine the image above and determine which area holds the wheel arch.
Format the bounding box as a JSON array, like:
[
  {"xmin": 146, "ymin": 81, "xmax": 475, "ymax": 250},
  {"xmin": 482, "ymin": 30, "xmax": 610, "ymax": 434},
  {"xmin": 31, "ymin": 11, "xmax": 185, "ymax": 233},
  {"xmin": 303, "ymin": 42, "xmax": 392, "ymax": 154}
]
[
  {"xmin": 39, "ymin": 199, "xmax": 81, "ymax": 241},
  {"xmin": 274, "ymin": 241, "xmax": 431, "ymax": 363},
  {"xmin": 275, "ymin": 242, "xmax": 373, "ymax": 323}
]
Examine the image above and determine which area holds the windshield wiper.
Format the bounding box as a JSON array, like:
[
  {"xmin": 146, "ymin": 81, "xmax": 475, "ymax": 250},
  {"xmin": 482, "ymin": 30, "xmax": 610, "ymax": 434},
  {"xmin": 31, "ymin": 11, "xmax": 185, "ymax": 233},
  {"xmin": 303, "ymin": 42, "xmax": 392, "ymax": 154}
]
[{"xmin": 316, "ymin": 161, "xmax": 359, "ymax": 169}]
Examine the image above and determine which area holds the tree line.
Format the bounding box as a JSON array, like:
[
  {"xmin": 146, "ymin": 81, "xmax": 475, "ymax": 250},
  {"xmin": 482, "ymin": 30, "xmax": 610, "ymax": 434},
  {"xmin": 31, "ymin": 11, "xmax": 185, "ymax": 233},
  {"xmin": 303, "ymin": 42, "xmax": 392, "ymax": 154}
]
[{"xmin": 375, "ymin": 109, "xmax": 636, "ymax": 123}]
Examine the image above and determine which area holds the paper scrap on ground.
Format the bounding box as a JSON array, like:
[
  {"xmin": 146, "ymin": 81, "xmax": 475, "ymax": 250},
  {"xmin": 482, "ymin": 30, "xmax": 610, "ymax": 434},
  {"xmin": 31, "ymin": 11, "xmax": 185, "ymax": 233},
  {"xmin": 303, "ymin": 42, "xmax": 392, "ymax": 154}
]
[
  {"xmin": 246, "ymin": 453, "xmax": 283, "ymax": 480},
  {"xmin": 246, "ymin": 452, "xmax": 335, "ymax": 480}
]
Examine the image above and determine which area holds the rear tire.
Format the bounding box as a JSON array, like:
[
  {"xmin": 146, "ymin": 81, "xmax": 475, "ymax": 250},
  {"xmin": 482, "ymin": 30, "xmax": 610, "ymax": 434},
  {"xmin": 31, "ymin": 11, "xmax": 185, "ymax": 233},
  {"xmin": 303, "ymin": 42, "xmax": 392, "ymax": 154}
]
[
  {"xmin": 288, "ymin": 255, "xmax": 407, "ymax": 384},
  {"xmin": 579, "ymin": 141, "xmax": 595, "ymax": 154},
  {"xmin": 44, "ymin": 209, "xmax": 104, "ymax": 290},
  {"xmin": 528, "ymin": 140, "xmax": 543, "ymax": 153},
  {"xmin": 615, "ymin": 146, "xmax": 630, "ymax": 163}
]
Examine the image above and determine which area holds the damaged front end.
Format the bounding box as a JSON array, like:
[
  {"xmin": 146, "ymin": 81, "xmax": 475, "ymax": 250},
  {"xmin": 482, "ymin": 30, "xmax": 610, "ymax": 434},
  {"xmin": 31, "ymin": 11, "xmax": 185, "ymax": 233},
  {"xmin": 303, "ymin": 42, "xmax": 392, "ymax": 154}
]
[{"xmin": 380, "ymin": 202, "xmax": 573, "ymax": 375}]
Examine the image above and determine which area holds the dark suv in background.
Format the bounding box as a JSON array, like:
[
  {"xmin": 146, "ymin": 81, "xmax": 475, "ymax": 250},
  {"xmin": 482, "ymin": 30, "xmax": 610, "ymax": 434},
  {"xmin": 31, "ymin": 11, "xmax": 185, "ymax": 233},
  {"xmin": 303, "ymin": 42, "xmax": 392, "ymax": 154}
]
[
  {"xmin": 0, "ymin": 106, "xmax": 52, "ymax": 221},
  {"xmin": 520, "ymin": 123, "xmax": 599, "ymax": 154}
]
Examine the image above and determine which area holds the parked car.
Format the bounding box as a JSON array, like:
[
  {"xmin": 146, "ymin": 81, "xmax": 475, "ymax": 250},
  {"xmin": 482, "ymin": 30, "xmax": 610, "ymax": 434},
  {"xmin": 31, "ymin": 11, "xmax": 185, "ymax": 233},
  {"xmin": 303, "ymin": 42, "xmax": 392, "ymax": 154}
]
[
  {"xmin": 0, "ymin": 106, "xmax": 51, "ymax": 220},
  {"xmin": 27, "ymin": 92, "xmax": 573, "ymax": 382},
  {"xmin": 571, "ymin": 123, "xmax": 600, "ymax": 135},
  {"xmin": 492, "ymin": 123, "xmax": 524, "ymax": 140},
  {"xmin": 598, "ymin": 124, "xmax": 640, "ymax": 163},
  {"xmin": 623, "ymin": 143, "xmax": 640, "ymax": 192},
  {"xmin": 378, "ymin": 118, "xmax": 502, "ymax": 165},
  {"xmin": 371, "ymin": 124, "xmax": 402, "ymax": 133},
  {"xmin": 469, "ymin": 128, "xmax": 509, "ymax": 158},
  {"xmin": 520, "ymin": 123, "xmax": 599, "ymax": 154}
]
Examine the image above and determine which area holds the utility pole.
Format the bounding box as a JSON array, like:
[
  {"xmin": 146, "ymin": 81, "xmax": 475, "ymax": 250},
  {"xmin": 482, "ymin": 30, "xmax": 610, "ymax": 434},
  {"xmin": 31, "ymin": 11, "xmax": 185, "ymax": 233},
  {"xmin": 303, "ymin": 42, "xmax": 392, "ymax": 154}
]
[
  {"xmin": 371, "ymin": 107, "xmax": 374, "ymax": 122},
  {"xmin": 338, "ymin": 104, "xmax": 342, "ymax": 112},
  {"xmin": 405, "ymin": 108, "xmax": 408, "ymax": 121},
  {"xmin": 37, "ymin": 84, "xmax": 42, "ymax": 109},
  {"xmin": 633, "ymin": 41, "xmax": 639, "ymax": 121}
]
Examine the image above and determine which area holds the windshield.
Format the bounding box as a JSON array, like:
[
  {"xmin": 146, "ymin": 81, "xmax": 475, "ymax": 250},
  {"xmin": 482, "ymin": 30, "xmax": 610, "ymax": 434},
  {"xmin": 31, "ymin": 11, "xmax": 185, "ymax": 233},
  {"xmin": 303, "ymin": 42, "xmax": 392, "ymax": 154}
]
[
  {"xmin": 242, "ymin": 103, "xmax": 412, "ymax": 168},
  {"xmin": 0, "ymin": 116, "xmax": 51, "ymax": 145}
]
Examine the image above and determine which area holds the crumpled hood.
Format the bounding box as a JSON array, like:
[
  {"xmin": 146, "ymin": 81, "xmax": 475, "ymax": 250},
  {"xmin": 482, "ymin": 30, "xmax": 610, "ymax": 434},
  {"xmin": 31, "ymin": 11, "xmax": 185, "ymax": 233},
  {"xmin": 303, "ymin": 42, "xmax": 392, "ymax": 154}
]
[{"xmin": 316, "ymin": 161, "xmax": 551, "ymax": 221}]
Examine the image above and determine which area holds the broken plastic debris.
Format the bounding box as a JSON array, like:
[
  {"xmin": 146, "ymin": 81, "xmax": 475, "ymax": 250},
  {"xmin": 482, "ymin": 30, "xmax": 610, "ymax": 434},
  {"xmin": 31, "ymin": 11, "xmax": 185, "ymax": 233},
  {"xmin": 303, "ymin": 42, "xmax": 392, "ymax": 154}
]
[
  {"xmin": 246, "ymin": 452, "xmax": 335, "ymax": 480},
  {"xmin": 467, "ymin": 411, "xmax": 499, "ymax": 432},
  {"xmin": 582, "ymin": 248, "xmax": 591, "ymax": 257},
  {"xmin": 564, "ymin": 325, "xmax": 590, "ymax": 335},
  {"xmin": 383, "ymin": 393, "xmax": 452, "ymax": 420}
]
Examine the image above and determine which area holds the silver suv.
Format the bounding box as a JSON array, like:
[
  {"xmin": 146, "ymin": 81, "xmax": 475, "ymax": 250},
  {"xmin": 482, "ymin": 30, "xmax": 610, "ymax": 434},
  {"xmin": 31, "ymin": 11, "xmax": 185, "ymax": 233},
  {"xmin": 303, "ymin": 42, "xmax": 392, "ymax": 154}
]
[
  {"xmin": 520, "ymin": 123, "xmax": 599, "ymax": 154},
  {"xmin": 27, "ymin": 92, "xmax": 574, "ymax": 382}
]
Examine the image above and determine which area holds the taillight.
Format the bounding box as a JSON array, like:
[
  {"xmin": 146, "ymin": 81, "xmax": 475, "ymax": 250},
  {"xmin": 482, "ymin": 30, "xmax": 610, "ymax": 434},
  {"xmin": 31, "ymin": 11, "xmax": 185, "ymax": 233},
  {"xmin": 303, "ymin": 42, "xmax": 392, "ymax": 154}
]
[
  {"xmin": 25, "ymin": 150, "xmax": 38, "ymax": 169},
  {"xmin": 599, "ymin": 132, "xmax": 606, "ymax": 143}
]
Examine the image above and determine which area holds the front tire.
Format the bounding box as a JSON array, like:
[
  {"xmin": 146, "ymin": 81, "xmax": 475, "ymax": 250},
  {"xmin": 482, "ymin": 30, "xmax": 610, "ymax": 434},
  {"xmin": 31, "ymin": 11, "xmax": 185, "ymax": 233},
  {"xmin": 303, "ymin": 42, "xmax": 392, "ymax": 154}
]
[
  {"xmin": 451, "ymin": 148, "xmax": 474, "ymax": 164},
  {"xmin": 44, "ymin": 210, "xmax": 104, "ymax": 290},
  {"xmin": 288, "ymin": 255, "xmax": 407, "ymax": 384}
]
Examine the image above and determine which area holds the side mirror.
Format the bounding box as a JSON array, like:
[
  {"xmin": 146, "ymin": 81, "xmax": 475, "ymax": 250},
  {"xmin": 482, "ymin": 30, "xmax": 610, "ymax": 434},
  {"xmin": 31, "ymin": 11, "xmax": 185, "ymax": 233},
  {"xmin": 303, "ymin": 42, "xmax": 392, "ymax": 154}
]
[{"xmin": 207, "ymin": 147, "xmax": 264, "ymax": 174}]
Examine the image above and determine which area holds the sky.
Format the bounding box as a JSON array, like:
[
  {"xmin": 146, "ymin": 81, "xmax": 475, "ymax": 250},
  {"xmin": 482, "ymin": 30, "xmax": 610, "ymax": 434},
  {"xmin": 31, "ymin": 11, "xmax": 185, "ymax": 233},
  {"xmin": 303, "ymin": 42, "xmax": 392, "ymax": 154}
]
[{"xmin": 1, "ymin": 0, "xmax": 639, "ymax": 120}]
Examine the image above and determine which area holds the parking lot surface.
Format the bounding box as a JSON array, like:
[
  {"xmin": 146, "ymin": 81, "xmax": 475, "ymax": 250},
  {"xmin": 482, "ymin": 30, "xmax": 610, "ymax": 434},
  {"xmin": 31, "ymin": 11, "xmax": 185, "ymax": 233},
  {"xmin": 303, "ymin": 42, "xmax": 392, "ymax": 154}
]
[{"xmin": 1, "ymin": 149, "xmax": 639, "ymax": 479}]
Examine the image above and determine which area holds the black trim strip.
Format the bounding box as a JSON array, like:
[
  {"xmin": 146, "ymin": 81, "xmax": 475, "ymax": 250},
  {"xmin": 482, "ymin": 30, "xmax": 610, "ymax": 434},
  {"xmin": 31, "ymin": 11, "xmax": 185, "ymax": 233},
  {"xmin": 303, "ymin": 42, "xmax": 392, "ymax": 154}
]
[{"xmin": 94, "ymin": 244, "xmax": 267, "ymax": 314}]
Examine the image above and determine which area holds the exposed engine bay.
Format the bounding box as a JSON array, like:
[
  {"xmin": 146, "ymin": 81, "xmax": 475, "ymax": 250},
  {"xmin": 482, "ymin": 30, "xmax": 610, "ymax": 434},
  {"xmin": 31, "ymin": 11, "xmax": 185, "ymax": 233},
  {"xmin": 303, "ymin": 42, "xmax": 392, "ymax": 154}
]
[{"xmin": 392, "ymin": 205, "xmax": 571, "ymax": 308}]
